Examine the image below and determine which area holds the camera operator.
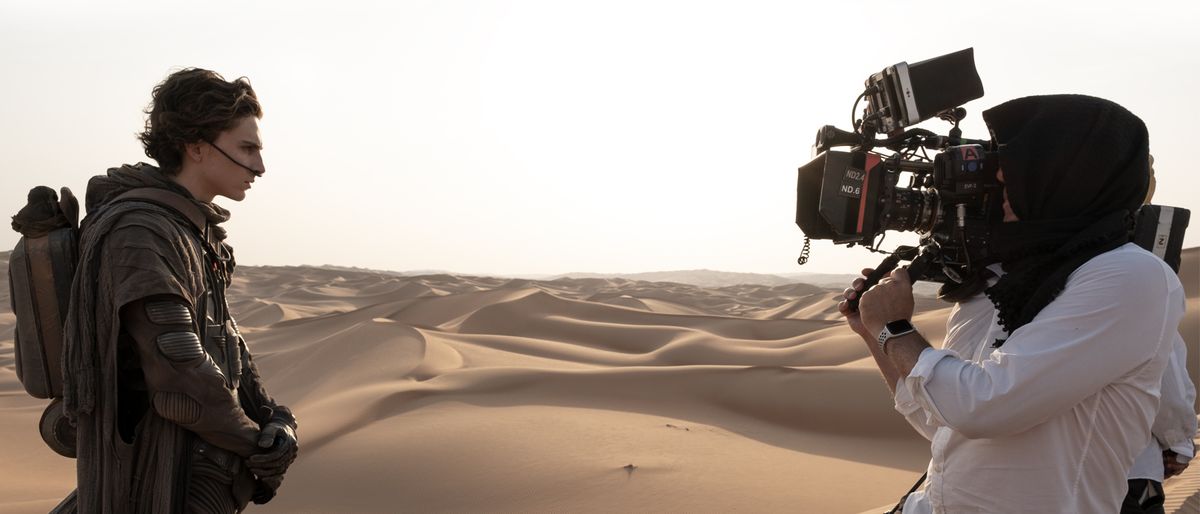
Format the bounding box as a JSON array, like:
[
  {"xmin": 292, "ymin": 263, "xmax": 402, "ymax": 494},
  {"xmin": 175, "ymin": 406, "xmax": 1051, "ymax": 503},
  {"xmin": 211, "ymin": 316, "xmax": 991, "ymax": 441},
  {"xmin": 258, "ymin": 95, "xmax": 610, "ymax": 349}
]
[{"xmin": 838, "ymin": 95, "xmax": 1187, "ymax": 513}]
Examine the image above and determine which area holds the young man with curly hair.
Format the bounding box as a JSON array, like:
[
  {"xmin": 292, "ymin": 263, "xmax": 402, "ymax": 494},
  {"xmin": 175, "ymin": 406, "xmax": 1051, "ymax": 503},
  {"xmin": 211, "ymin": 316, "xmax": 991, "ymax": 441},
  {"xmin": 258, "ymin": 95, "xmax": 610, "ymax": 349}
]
[{"xmin": 55, "ymin": 68, "xmax": 298, "ymax": 514}]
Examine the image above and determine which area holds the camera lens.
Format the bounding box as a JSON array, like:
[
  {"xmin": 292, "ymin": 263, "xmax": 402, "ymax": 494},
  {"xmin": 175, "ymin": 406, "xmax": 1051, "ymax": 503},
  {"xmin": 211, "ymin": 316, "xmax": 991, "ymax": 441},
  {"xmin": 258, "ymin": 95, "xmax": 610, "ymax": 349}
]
[{"xmin": 882, "ymin": 188, "xmax": 938, "ymax": 233}]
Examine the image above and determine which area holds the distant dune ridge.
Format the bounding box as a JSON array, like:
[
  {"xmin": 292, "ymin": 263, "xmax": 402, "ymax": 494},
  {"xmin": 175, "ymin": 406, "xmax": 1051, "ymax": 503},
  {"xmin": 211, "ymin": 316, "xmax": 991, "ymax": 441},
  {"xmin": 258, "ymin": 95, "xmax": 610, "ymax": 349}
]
[
  {"xmin": 556, "ymin": 269, "xmax": 802, "ymax": 288},
  {"xmin": 0, "ymin": 249, "xmax": 1196, "ymax": 513}
]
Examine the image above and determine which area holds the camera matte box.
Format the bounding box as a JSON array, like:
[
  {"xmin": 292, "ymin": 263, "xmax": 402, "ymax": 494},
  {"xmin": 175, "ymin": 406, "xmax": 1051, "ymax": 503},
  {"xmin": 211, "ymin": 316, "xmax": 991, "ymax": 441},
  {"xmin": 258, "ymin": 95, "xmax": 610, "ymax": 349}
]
[{"xmin": 796, "ymin": 150, "xmax": 885, "ymax": 244}]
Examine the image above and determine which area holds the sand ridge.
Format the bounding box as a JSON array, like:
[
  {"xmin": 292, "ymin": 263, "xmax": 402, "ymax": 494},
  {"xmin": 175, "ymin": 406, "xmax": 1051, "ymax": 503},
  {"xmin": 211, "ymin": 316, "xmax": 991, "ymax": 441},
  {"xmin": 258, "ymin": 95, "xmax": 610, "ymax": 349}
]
[{"xmin": 0, "ymin": 249, "xmax": 1196, "ymax": 513}]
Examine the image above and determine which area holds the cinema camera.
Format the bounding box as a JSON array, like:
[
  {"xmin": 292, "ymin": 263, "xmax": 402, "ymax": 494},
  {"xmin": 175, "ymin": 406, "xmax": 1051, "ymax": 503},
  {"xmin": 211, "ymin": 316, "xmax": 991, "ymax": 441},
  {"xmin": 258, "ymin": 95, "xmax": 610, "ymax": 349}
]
[
  {"xmin": 796, "ymin": 48, "xmax": 1193, "ymax": 308},
  {"xmin": 795, "ymin": 48, "xmax": 1002, "ymax": 306}
]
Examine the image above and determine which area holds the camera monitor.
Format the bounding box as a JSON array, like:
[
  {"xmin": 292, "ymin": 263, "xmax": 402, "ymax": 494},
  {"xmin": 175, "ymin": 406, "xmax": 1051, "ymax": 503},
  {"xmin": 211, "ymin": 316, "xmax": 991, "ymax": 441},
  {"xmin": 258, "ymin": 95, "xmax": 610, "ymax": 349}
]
[{"xmin": 866, "ymin": 48, "xmax": 985, "ymax": 134}]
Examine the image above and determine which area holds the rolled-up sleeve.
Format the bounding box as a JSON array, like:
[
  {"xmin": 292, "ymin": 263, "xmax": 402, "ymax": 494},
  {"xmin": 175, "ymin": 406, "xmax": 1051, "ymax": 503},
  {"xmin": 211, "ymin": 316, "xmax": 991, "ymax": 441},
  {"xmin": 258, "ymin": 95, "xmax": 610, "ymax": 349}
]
[
  {"xmin": 895, "ymin": 348, "xmax": 957, "ymax": 440},
  {"xmin": 894, "ymin": 293, "xmax": 994, "ymax": 441},
  {"xmin": 897, "ymin": 251, "xmax": 1183, "ymax": 440}
]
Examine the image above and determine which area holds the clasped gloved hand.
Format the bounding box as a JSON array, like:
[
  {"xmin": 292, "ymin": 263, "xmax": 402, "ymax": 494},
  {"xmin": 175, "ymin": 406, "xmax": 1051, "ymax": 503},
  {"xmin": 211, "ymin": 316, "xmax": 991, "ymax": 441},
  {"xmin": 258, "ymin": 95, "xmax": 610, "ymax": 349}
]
[
  {"xmin": 251, "ymin": 474, "xmax": 282, "ymax": 505},
  {"xmin": 249, "ymin": 416, "xmax": 298, "ymax": 504}
]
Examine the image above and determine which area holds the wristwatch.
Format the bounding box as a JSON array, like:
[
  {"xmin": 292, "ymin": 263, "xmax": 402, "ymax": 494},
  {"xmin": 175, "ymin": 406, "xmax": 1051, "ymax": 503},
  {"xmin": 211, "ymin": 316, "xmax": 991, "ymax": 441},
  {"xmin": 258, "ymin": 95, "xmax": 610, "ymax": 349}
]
[{"xmin": 877, "ymin": 319, "xmax": 916, "ymax": 352}]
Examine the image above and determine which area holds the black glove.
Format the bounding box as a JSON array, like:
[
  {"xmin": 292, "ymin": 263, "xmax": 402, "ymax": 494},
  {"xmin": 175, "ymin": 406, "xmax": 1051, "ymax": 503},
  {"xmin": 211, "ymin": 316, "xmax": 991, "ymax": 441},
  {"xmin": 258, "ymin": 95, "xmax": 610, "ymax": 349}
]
[
  {"xmin": 248, "ymin": 418, "xmax": 298, "ymax": 483},
  {"xmin": 252, "ymin": 475, "xmax": 282, "ymax": 504}
]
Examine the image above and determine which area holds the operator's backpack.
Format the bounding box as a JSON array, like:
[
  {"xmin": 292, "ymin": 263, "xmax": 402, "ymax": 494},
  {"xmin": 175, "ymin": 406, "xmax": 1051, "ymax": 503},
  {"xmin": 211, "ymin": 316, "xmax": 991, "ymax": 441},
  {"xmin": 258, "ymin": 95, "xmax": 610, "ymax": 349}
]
[
  {"xmin": 8, "ymin": 184, "xmax": 206, "ymax": 458},
  {"xmin": 1132, "ymin": 204, "xmax": 1190, "ymax": 273}
]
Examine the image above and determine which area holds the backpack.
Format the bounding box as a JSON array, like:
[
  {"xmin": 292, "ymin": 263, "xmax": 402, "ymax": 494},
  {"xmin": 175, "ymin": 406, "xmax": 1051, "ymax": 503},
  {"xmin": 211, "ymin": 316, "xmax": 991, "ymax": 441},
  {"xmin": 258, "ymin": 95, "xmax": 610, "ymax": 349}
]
[
  {"xmin": 9, "ymin": 184, "xmax": 206, "ymax": 457},
  {"xmin": 9, "ymin": 186, "xmax": 78, "ymax": 400},
  {"xmin": 1132, "ymin": 204, "xmax": 1190, "ymax": 273}
]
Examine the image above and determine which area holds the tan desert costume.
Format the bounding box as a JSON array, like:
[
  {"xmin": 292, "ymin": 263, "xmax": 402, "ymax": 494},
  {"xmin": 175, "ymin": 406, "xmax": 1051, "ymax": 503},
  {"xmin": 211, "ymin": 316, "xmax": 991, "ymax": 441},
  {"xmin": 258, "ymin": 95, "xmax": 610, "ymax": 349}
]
[{"xmin": 58, "ymin": 163, "xmax": 295, "ymax": 513}]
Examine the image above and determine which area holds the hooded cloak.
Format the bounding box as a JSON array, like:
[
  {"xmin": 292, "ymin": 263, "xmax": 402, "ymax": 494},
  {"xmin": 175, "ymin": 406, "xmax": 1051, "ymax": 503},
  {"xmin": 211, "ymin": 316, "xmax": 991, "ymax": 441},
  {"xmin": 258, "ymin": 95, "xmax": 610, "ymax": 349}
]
[{"xmin": 60, "ymin": 163, "xmax": 285, "ymax": 513}]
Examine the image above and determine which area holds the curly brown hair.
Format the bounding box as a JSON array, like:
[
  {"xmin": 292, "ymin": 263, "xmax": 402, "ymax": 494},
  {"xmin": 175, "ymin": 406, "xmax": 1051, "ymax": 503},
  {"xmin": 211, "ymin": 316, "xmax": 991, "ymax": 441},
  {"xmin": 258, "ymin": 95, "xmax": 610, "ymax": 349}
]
[{"xmin": 138, "ymin": 68, "xmax": 263, "ymax": 175}]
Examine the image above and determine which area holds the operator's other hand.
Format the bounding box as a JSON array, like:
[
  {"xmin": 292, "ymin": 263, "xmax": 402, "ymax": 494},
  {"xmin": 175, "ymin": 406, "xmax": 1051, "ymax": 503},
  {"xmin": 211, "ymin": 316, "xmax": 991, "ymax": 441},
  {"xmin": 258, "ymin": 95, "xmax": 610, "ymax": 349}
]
[
  {"xmin": 1164, "ymin": 449, "xmax": 1190, "ymax": 479},
  {"xmin": 858, "ymin": 267, "xmax": 916, "ymax": 336},
  {"xmin": 838, "ymin": 268, "xmax": 875, "ymax": 341}
]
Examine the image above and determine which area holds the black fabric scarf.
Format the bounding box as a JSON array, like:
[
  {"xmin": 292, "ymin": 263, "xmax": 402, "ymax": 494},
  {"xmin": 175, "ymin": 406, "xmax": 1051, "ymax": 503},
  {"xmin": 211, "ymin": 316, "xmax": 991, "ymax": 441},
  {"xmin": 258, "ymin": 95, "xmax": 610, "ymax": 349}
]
[
  {"xmin": 985, "ymin": 211, "xmax": 1131, "ymax": 341},
  {"xmin": 980, "ymin": 95, "xmax": 1150, "ymax": 341}
]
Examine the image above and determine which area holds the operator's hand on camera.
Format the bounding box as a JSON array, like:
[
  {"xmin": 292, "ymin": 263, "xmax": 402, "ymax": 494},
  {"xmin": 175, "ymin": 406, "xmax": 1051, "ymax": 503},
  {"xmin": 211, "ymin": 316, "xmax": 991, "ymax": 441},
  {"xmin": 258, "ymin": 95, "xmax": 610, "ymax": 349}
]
[
  {"xmin": 858, "ymin": 267, "xmax": 916, "ymax": 337},
  {"xmin": 838, "ymin": 268, "xmax": 876, "ymax": 341}
]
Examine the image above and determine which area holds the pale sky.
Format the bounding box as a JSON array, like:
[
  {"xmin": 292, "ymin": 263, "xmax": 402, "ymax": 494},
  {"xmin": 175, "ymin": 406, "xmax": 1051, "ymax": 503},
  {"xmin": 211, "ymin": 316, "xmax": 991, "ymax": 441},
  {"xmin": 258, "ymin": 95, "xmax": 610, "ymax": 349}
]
[{"xmin": 2, "ymin": 1, "xmax": 1197, "ymax": 276}]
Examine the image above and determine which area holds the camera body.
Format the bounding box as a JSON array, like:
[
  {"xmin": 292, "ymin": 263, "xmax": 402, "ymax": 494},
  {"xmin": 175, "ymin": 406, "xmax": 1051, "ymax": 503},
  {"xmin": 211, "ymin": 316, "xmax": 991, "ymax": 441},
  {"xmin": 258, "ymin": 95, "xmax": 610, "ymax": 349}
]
[{"xmin": 795, "ymin": 48, "xmax": 1001, "ymax": 285}]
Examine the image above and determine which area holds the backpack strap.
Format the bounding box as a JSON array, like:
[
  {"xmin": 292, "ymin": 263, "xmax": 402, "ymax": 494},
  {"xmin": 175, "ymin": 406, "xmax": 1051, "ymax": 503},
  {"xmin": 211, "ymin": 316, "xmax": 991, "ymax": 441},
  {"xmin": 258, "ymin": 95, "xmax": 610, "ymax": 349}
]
[{"xmin": 110, "ymin": 188, "xmax": 208, "ymax": 238}]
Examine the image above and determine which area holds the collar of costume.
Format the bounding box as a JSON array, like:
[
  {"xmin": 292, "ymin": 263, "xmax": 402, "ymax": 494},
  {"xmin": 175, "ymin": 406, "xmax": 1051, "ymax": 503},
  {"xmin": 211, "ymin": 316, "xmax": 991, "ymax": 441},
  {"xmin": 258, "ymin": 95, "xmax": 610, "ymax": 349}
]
[
  {"xmin": 85, "ymin": 162, "xmax": 232, "ymax": 241},
  {"xmin": 980, "ymin": 95, "xmax": 1149, "ymax": 340}
]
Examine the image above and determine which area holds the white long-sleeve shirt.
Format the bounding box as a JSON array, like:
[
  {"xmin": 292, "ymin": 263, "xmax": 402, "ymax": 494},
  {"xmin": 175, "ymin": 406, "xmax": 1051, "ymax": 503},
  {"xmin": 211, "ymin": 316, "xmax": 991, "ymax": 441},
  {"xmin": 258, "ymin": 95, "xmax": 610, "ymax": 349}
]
[
  {"xmin": 893, "ymin": 243, "xmax": 1187, "ymax": 513},
  {"xmin": 1128, "ymin": 327, "xmax": 1196, "ymax": 481}
]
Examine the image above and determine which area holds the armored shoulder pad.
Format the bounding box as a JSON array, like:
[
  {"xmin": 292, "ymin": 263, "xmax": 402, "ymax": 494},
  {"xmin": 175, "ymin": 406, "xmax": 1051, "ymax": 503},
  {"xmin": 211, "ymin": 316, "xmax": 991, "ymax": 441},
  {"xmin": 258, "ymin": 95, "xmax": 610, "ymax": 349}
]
[
  {"xmin": 157, "ymin": 332, "xmax": 204, "ymax": 362},
  {"xmin": 145, "ymin": 301, "xmax": 193, "ymax": 326}
]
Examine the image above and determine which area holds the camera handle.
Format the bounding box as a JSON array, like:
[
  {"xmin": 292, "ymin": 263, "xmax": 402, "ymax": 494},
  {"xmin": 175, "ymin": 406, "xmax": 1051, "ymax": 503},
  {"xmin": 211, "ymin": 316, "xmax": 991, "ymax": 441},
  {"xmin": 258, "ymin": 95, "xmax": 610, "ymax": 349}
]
[{"xmin": 846, "ymin": 245, "xmax": 935, "ymax": 312}]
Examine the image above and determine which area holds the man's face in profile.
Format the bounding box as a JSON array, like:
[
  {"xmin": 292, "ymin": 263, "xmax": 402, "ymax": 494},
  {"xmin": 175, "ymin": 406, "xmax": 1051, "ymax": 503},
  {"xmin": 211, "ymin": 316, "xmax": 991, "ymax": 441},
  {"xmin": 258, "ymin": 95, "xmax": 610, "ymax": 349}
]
[{"xmin": 203, "ymin": 116, "xmax": 265, "ymax": 202}]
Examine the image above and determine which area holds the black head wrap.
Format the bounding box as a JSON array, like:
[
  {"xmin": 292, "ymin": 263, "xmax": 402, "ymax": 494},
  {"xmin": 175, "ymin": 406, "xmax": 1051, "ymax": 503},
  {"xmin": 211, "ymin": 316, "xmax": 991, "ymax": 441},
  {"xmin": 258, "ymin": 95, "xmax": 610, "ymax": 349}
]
[{"xmin": 982, "ymin": 94, "xmax": 1149, "ymax": 340}]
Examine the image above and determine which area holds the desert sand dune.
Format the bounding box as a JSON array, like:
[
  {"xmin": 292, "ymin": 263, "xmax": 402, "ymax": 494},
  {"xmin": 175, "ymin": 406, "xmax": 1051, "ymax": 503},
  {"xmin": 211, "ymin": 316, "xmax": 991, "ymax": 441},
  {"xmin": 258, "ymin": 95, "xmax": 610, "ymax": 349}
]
[{"xmin": 0, "ymin": 248, "xmax": 1196, "ymax": 513}]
